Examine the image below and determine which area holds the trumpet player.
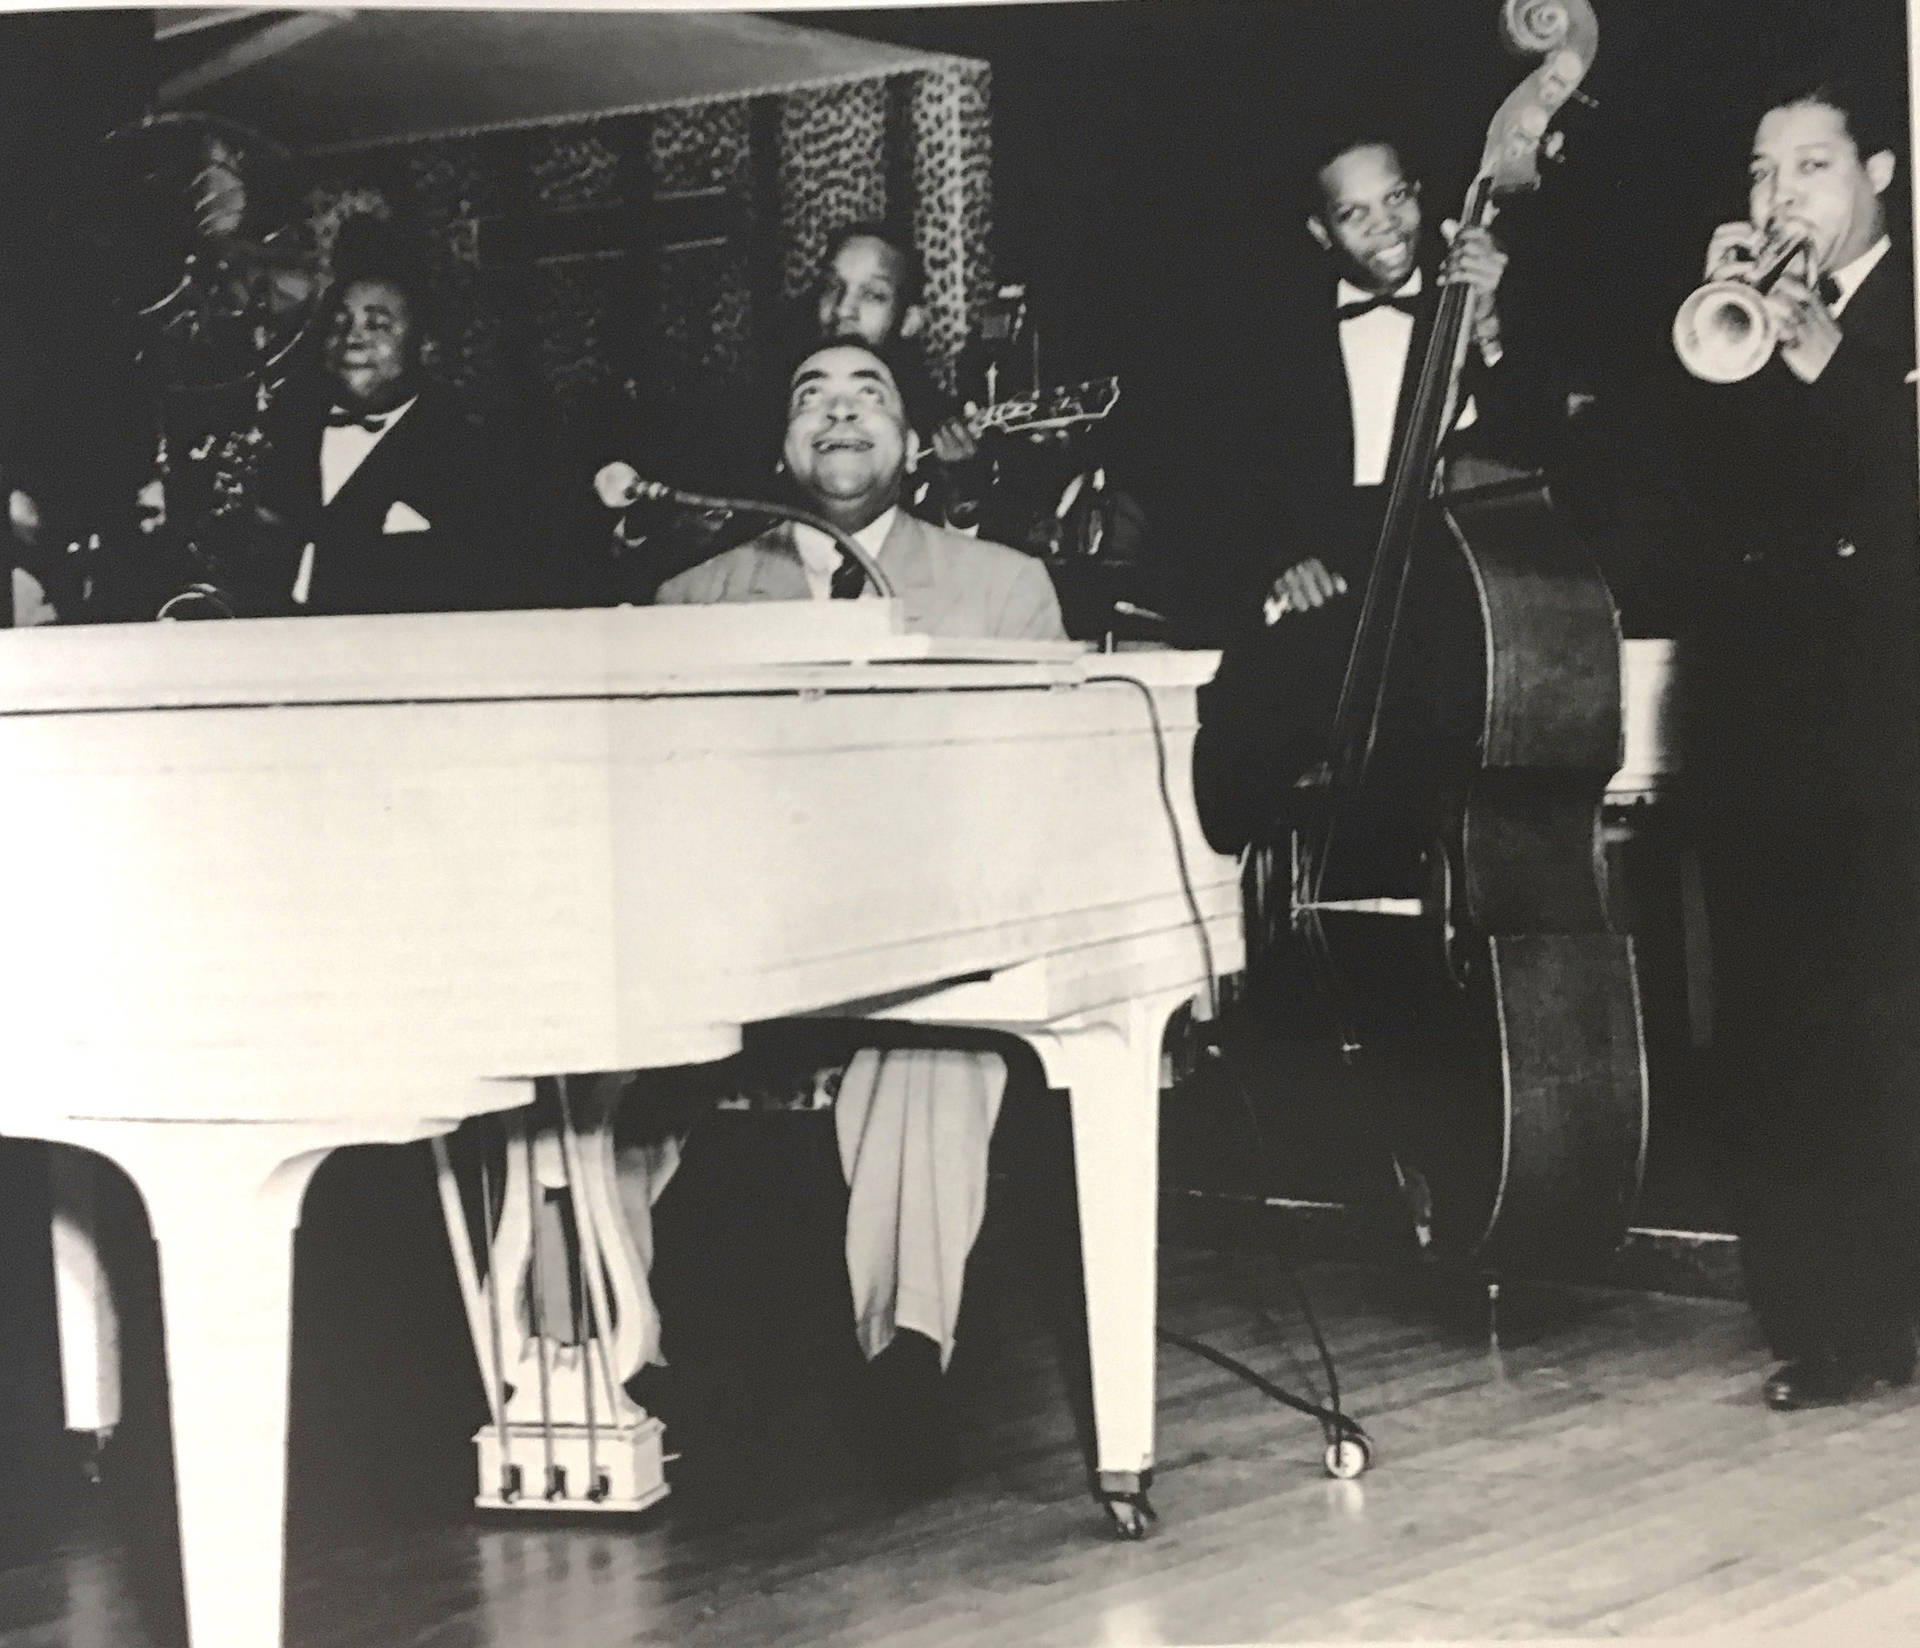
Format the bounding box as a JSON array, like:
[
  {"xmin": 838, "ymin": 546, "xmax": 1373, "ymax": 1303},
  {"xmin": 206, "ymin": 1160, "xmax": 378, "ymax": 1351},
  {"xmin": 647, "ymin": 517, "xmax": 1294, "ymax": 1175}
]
[
  {"xmin": 1692, "ymin": 86, "xmax": 1900, "ymax": 383},
  {"xmin": 1670, "ymin": 74, "xmax": 1920, "ymax": 1414}
]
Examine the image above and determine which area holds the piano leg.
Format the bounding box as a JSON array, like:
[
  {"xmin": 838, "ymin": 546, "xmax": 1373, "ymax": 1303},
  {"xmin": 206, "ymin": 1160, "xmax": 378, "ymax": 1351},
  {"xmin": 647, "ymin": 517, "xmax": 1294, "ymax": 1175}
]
[
  {"xmin": 52, "ymin": 1121, "xmax": 336, "ymax": 1648},
  {"xmin": 47, "ymin": 1145, "xmax": 122, "ymax": 1470},
  {"xmin": 1024, "ymin": 989, "xmax": 1192, "ymax": 1540}
]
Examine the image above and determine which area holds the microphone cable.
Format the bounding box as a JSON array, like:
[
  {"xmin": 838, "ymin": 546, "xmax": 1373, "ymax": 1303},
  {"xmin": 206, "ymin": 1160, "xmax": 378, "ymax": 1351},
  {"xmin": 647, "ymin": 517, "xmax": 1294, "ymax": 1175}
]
[{"xmin": 1085, "ymin": 670, "xmax": 1370, "ymax": 1474}]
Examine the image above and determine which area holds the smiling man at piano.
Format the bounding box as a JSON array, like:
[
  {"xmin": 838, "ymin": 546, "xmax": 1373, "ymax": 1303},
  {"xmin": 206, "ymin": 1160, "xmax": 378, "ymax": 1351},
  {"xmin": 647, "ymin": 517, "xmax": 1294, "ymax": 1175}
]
[
  {"xmin": 657, "ymin": 337, "xmax": 1063, "ymax": 637},
  {"xmin": 648, "ymin": 334, "xmax": 1063, "ymax": 1489}
]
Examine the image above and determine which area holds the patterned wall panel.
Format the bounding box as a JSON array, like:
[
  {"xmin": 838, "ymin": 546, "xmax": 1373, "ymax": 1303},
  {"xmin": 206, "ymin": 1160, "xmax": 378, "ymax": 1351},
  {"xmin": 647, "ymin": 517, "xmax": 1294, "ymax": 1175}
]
[
  {"xmin": 777, "ymin": 80, "xmax": 889, "ymax": 305},
  {"xmin": 910, "ymin": 59, "xmax": 994, "ymax": 394},
  {"xmin": 652, "ymin": 100, "xmax": 755, "ymax": 398},
  {"xmin": 287, "ymin": 57, "xmax": 991, "ymax": 430}
]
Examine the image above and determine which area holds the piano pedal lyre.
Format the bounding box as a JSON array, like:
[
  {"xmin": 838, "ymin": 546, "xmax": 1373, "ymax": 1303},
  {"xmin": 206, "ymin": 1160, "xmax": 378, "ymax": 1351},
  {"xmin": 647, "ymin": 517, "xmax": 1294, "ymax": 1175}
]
[{"xmin": 436, "ymin": 1078, "xmax": 675, "ymax": 1518}]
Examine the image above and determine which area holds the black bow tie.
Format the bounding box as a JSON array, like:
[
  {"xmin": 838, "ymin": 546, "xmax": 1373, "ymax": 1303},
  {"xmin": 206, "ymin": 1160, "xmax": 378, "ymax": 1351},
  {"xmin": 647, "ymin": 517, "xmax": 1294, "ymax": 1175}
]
[
  {"xmin": 1337, "ymin": 286, "xmax": 1421, "ymax": 322},
  {"xmin": 1817, "ymin": 273, "xmax": 1844, "ymax": 308},
  {"xmin": 325, "ymin": 406, "xmax": 397, "ymax": 432}
]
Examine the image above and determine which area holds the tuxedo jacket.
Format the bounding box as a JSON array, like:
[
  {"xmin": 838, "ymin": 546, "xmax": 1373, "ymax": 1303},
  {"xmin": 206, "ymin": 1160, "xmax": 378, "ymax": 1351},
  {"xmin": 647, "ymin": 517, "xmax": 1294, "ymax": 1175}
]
[
  {"xmin": 1661, "ymin": 244, "xmax": 1920, "ymax": 819},
  {"xmin": 653, "ymin": 508, "xmax": 1065, "ymax": 642},
  {"xmin": 1228, "ymin": 261, "xmax": 1558, "ymax": 591},
  {"xmin": 258, "ymin": 385, "xmax": 542, "ymax": 617}
]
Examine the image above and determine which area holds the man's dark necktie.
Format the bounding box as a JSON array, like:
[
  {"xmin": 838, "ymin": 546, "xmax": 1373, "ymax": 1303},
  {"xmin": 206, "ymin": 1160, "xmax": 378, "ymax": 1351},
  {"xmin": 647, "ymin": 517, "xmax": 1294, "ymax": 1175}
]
[
  {"xmin": 829, "ymin": 553, "xmax": 867, "ymax": 599},
  {"xmin": 1337, "ymin": 288, "xmax": 1422, "ymax": 323}
]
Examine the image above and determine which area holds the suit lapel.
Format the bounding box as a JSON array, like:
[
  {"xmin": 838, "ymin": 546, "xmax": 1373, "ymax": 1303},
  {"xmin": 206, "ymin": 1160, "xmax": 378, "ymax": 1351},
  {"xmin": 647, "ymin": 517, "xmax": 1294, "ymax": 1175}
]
[
  {"xmin": 323, "ymin": 393, "xmax": 434, "ymax": 522},
  {"xmin": 1839, "ymin": 250, "xmax": 1913, "ymax": 355},
  {"xmin": 879, "ymin": 512, "xmax": 942, "ymax": 629},
  {"xmin": 744, "ymin": 524, "xmax": 811, "ymax": 600}
]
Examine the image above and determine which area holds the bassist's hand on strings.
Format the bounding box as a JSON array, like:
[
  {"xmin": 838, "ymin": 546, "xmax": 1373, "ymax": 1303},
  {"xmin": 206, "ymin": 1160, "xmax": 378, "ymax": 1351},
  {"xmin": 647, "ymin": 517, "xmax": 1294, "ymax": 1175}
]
[
  {"xmin": 1263, "ymin": 555, "xmax": 1348, "ymax": 625},
  {"xmin": 1440, "ymin": 219, "xmax": 1509, "ymax": 359}
]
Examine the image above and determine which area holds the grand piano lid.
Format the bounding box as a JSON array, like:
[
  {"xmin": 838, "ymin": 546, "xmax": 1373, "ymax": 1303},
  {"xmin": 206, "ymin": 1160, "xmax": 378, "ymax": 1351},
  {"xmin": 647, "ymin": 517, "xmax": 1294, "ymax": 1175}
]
[{"xmin": 0, "ymin": 603, "xmax": 1146, "ymax": 715}]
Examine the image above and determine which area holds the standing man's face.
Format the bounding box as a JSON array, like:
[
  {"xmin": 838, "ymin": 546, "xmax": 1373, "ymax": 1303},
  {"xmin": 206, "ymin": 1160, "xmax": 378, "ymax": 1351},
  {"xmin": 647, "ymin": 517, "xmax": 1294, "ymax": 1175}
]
[
  {"xmin": 816, "ymin": 235, "xmax": 919, "ymax": 349},
  {"xmin": 1748, "ymin": 100, "xmax": 1894, "ymax": 275},
  {"xmin": 324, "ymin": 278, "xmax": 419, "ymax": 411},
  {"xmin": 1308, "ymin": 143, "xmax": 1423, "ymax": 293}
]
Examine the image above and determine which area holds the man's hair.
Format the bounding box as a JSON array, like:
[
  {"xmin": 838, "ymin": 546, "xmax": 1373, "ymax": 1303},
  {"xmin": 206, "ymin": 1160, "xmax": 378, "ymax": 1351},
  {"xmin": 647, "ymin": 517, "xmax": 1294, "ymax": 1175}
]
[
  {"xmin": 1298, "ymin": 126, "xmax": 1418, "ymax": 220},
  {"xmin": 782, "ymin": 330, "xmax": 910, "ymax": 404},
  {"xmin": 328, "ymin": 215, "xmax": 436, "ymax": 331},
  {"xmin": 818, "ymin": 221, "xmax": 925, "ymax": 312},
  {"xmin": 1758, "ymin": 67, "xmax": 1906, "ymax": 163}
]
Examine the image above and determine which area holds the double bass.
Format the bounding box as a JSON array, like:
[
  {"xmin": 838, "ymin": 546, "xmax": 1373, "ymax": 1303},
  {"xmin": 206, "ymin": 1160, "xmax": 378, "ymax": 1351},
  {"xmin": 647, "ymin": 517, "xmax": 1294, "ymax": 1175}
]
[{"xmin": 1290, "ymin": 0, "xmax": 1647, "ymax": 1275}]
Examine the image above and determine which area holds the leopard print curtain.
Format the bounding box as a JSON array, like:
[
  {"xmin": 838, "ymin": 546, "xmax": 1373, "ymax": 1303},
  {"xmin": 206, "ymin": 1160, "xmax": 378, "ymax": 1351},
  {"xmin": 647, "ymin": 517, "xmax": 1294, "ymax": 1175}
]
[{"xmin": 296, "ymin": 55, "xmax": 992, "ymax": 424}]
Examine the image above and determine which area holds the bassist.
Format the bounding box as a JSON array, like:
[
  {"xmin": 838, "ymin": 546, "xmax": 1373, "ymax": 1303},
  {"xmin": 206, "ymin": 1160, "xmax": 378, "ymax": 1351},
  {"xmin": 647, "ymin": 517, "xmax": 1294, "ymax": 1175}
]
[{"xmin": 1195, "ymin": 131, "xmax": 1550, "ymax": 854}]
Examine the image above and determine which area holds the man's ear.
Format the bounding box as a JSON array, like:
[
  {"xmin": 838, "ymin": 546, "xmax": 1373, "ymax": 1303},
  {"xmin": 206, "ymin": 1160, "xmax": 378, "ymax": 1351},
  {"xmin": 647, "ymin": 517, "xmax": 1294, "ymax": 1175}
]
[
  {"xmin": 1868, "ymin": 149, "xmax": 1896, "ymax": 197},
  {"xmin": 1306, "ymin": 215, "xmax": 1332, "ymax": 253},
  {"xmin": 898, "ymin": 302, "xmax": 928, "ymax": 340}
]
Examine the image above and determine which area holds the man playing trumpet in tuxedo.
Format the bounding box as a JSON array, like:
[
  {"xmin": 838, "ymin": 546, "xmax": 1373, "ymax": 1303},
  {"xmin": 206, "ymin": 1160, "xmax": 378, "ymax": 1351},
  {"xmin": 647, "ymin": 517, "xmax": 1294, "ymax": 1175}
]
[{"xmin": 1661, "ymin": 73, "xmax": 1920, "ymax": 1412}]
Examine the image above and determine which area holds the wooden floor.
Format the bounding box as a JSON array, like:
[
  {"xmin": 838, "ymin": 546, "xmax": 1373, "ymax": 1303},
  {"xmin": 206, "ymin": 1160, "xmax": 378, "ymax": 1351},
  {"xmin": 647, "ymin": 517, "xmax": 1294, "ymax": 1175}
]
[{"xmin": 6, "ymin": 1238, "xmax": 1920, "ymax": 1648}]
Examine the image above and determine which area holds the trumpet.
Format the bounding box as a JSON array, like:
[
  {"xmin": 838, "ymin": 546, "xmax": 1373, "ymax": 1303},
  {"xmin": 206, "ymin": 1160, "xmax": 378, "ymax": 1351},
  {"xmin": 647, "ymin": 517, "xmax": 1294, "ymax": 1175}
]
[{"xmin": 1672, "ymin": 229, "xmax": 1814, "ymax": 383}]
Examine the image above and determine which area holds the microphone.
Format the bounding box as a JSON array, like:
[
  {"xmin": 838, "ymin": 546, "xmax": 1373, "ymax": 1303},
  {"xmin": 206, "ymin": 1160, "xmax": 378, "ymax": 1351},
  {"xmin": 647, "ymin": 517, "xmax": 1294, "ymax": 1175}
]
[{"xmin": 591, "ymin": 464, "xmax": 897, "ymax": 599}]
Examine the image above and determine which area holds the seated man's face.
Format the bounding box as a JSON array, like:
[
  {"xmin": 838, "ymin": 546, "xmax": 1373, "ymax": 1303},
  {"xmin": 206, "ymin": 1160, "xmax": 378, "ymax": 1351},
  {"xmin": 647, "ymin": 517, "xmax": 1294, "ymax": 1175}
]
[
  {"xmin": 783, "ymin": 343, "xmax": 909, "ymax": 521},
  {"xmin": 324, "ymin": 277, "xmax": 419, "ymax": 411},
  {"xmin": 815, "ymin": 235, "xmax": 914, "ymax": 349}
]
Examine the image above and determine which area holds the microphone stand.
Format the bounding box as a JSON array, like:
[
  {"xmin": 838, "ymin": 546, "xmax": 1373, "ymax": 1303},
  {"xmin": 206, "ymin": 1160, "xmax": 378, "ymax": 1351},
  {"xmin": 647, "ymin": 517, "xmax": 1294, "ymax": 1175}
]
[{"xmin": 609, "ymin": 476, "xmax": 898, "ymax": 600}]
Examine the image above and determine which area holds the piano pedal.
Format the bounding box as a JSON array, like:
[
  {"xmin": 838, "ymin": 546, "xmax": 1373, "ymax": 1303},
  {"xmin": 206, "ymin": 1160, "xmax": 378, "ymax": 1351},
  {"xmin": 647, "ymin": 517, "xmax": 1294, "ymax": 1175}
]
[{"xmin": 473, "ymin": 1418, "xmax": 670, "ymax": 1514}]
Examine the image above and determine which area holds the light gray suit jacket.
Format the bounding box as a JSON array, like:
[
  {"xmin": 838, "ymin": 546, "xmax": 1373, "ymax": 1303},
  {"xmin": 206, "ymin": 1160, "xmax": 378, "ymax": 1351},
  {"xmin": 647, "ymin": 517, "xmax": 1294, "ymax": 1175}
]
[{"xmin": 654, "ymin": 510, "xmax": 1065, "ymax": 642}]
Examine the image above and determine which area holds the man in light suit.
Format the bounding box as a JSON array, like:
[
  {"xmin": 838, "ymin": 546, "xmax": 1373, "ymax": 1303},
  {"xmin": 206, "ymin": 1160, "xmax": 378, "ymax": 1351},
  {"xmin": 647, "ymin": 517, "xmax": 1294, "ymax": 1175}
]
[
  {"xmin": 648, "ymin": 336, "xmax": 1063, "ymax": 1489},
  {"xmin": 655, "ymin": 337, "xmax": 1060, "ymax": 637}
]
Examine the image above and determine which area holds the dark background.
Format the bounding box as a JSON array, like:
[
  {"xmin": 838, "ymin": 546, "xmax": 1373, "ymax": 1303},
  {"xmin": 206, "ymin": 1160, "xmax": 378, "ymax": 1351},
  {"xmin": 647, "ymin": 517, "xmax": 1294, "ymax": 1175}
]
[
  {"xmin": 0, "ymin": 0, "xmax": 1912, "ymax": 615},
  {"xmin": 809, "ymin": 0, "xmax": 1912, "ymax": 618}
]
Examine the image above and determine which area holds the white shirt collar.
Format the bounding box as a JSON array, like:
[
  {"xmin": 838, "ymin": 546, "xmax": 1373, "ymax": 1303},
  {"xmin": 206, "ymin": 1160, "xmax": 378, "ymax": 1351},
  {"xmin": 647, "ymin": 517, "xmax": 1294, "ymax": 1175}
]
[
  {"xmin": 1336, "ymin": 269, "xmax": 1423, "ymax": 313},
  {"xmin": 792, "ymin": 506, "xmax": 897, "ymax": 596},
  {"xmin": 324, "ymin": 394, "xmax": 417, "ymax": 432},
  {"xmin": 1826, "ymin": 235, "xmax": 1891, "ymax": 315}
]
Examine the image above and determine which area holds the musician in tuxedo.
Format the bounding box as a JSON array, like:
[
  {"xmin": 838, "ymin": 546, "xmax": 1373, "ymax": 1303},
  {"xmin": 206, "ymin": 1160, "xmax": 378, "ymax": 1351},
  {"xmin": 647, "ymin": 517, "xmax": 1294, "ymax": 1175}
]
[
  {"xmin": 1192, "ymin": 132, "xmax": 1553, "ymax": 853},
  {"xmin": 248, "ymin": 223, "xmax": 543, "ymax": 616},
  {"xmin": 1651, "ymin": 75, "xmax": 1920, "ymax": 1409},
  {"xmin": 636, "ymin": 336, "xmax": 1060, "ymax": 1489}
]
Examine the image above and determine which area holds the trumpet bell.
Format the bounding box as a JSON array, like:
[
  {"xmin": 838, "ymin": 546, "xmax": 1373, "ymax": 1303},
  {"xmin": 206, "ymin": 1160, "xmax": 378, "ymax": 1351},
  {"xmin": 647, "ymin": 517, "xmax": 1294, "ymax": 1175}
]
[{"xmin": 1672, "ymin": 277, "xmax": 1779, "ymax": 383}]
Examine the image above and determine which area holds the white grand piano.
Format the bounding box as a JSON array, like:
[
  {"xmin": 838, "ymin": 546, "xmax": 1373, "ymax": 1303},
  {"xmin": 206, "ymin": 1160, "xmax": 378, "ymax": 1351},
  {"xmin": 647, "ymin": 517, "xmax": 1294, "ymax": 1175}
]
[{"xmin": 0, "ymin": 600, "xmax": 1241, "ymax": 1648}]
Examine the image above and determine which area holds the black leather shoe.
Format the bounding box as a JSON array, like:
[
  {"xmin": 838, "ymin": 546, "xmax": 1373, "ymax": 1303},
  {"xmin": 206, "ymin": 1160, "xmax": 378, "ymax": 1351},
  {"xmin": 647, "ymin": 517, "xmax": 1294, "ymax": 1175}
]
[{"xmin": 1763, "ymin": 1345, "xmax": 1910, "ymax": 1411}]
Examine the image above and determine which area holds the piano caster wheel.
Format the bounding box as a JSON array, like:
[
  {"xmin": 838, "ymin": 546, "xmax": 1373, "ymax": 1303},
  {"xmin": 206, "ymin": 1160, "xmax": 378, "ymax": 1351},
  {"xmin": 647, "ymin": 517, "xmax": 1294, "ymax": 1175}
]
[
  {"xmin": 69, "ymin": 1431, "xmax": 112, "ymax": 1490},
  {"xmin": 1102, "ymin": 1493, "xmax": 1156, "ymax": 1540},
  {"xmin": 1323, "ymin": 1433, "xmax": 1371, "ymax": 1480}
]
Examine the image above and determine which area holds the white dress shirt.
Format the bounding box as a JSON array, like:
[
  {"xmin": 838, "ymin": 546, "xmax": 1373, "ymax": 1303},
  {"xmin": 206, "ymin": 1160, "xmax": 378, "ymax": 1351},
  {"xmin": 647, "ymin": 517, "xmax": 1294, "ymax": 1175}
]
[
  {"xmin": 318, "ymin": 397, "xmax": 416, "ymax": 506},
  {"xmin": 1336, "ymin": 271, "xmax": 1478, "ymax": 486},
  {"xmin": 792, "ymin": 506, "xmax": 897, "ymax": 600},
  {"xmin": 1825, "ymin": 234, "xmax": 1890, "ymax": 317}
]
